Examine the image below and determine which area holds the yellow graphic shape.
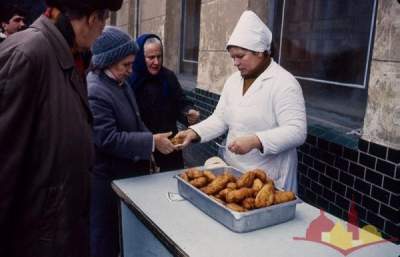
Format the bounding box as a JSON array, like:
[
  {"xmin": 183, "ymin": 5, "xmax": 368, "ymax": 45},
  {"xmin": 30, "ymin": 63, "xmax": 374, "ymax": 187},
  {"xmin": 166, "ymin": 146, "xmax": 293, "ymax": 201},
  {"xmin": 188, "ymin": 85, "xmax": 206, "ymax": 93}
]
[
  {"xmin": 329, "ymin": 222, "xmax": 353, "ymax": 250},
  {"xmin": 359, "ymin": 225, "xmax": 382, "ymax": 244}
]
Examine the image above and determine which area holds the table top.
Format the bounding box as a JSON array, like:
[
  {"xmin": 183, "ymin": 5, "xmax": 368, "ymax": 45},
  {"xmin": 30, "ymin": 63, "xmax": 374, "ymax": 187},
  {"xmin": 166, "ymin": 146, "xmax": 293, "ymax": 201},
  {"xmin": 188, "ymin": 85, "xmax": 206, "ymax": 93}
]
[{"xmin": 113, "ymin": 170, "xmax": 399, "ymax": 257}]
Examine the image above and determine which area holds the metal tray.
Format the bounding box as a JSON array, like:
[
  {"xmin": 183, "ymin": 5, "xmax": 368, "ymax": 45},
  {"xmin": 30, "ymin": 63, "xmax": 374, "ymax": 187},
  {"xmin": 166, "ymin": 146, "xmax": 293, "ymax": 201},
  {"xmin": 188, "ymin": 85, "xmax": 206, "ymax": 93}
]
[{"xmin": 176, "ymin": 166, "xmax": 301, "ymax": 233}]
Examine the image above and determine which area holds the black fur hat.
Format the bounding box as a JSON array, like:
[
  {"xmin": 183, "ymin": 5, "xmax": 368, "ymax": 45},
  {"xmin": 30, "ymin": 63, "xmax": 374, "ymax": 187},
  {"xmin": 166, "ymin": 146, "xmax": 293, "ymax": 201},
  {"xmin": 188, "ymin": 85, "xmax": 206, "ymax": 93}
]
[{"xmin": 45, "ymin": 0, "xmax": 123, "ymax": 12}]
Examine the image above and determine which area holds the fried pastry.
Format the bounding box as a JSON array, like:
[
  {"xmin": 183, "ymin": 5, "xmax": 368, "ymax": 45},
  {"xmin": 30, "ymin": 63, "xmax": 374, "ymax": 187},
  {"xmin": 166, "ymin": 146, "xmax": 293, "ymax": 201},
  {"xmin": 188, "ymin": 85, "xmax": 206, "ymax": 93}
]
[
  {"xmin": 204, "ymin": 170, "xmax": 217, "ymax": 182},
  {"xmin": 236, "ymin": 171, "xmax": 256, "ymax": 188},
  {"xmin": 274, "ymin": 191, "xmax": 295, "ymax": 204},
  {"xmin": 226, "ymin": 182, "xmax": 237, "ymax": 190},
  {"xmin": 226, "ymin": 203, "xmax": 247, "ymax": 212},
  {"xmin": 186, "ymin": 168, "xmax": 204, "ymax": 179},
  {"xmin": 252, "ymin": 178, "xmax": 264, "ymax": 193},
  {"xmin": 180, "ymin": 172, "xmax": 189, "ymax": 182},
  {"xmin": 210, "ymin": 195, "xmax": 225, "ymax": 205},
  {"xmin": 216, "ymin": 188, "xmax": 233, "ymax": 202},
  {"xmin": 253, "ymin": 169, "xmax": 268, "ymax": 183},
  {"xmin": 226, "ymin": 188, "xmax": 254, "ymax": 203},
  {"xmin": 223, "ymin": 170, "xmax": 237, "ymax": 183},
  {"xmin": 201, "ymin": 174, "xmax": 231, "ymax": 195},
  {"xmin": 255, "ymin": 183, "xmax": 275, "ymax": 208},
  {"xmin": 190, "ymin": 176, "xmax": 208, "ymax": 188},
  {"xmin": 242, "ymin": 197, "xmax": 255, "ymax": 210},
  {"xmin": 170, "ymin": 136, "xmax": 184, "ymax": 145}
]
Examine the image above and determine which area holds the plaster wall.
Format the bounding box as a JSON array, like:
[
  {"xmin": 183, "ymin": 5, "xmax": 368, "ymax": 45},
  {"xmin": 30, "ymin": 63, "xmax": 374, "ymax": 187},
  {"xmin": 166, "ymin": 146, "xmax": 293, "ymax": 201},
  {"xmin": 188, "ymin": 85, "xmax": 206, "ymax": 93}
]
[
  {"xmin": 197, "ymin": 0, "xmax": 248, "ymax": 94},
  {"xmin": 362, "ymin": 0, "xmax": 400, "ymax": 150}
]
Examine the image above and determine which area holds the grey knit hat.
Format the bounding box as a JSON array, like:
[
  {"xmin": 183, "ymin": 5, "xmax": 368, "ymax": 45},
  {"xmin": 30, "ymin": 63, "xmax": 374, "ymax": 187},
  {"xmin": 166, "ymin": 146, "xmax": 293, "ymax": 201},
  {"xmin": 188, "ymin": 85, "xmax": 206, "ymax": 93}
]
[{"xmin": 91, "ymin": 26, "xmax": 138, "ymax": 69}]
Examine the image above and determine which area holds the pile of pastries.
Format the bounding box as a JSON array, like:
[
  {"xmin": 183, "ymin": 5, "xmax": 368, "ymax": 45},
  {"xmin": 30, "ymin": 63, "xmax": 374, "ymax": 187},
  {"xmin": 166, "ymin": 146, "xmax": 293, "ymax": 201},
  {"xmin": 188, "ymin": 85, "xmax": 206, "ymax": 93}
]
[{"xmin": 179, "ymin": 168, "xmax": 295, "ymax": 212}]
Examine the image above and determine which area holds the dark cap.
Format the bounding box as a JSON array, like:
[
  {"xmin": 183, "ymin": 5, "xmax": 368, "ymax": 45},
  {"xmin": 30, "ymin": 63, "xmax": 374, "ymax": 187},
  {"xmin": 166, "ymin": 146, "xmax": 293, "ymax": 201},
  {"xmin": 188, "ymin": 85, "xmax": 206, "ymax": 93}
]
[
  {"xmin": 0, "ymin": 4, "xmax": 28, "ymax": 23},
  {"xmin": 45, "ymin": 0, "xmax": 123, "ymax": 12}
]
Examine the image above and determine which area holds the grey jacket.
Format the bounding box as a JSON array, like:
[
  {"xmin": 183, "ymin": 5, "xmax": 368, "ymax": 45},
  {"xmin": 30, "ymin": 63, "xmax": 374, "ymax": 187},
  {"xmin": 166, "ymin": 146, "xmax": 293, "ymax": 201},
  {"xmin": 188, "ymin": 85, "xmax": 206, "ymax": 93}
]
[
  {"xmin": 87, "ymin": 71, "xmax": 153, "ymax": 179},
  {"xmin": 0, "ymin": 15, "xmax": 93, "ymax": 257}
]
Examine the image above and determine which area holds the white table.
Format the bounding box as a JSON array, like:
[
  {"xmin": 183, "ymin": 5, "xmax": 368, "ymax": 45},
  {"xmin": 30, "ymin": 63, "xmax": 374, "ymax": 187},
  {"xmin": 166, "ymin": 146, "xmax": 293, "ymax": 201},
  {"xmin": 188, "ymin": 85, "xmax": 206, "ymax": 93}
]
[{"xmin": 112, "ymin": 170, "xmax": 399, "ymax": 257}]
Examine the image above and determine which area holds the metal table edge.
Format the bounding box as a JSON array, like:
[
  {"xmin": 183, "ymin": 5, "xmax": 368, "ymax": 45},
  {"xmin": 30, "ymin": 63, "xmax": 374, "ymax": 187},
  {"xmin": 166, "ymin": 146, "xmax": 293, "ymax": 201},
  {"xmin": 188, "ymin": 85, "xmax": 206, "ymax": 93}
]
[{"xmin": 112, "ymin": 181, "xmax": 190, "ymax": 257}]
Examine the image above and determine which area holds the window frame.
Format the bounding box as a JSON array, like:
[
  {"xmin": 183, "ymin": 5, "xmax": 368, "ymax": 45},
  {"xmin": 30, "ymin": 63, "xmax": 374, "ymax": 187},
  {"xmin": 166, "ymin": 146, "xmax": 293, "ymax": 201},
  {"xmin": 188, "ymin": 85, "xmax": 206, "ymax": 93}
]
[
  {"xmin": 276, "ymin": 0, "xmax": 378, "ymax": 89},
  {"xmin": 179, "ymin": 0, "xmax": 201, "ymax": 78}
]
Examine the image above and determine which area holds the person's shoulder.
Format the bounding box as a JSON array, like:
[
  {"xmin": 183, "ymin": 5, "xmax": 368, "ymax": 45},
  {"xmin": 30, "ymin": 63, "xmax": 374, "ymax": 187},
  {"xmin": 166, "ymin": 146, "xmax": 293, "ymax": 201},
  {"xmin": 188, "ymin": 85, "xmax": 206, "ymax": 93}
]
[
  {"xmin": 271, "ymin": 61, "xmax": 297, "ymax": 82},
  {"xmin": 0, "ymin": 30, "xmax": 51, "ymax": 73},
  {"xmin": 268, "ymin": 61, "xmax": 300, "ymax": 89},
  {"xmin": 87, "ymin": 71, "xmax": 109, "ymax": 97},
  {"xmin": 0, "ymin": 28, "xmax": 50, "ymax": 63},
  {"xmin": 223, "ymin": 71, "xmax": 242, "ymax": 89}
]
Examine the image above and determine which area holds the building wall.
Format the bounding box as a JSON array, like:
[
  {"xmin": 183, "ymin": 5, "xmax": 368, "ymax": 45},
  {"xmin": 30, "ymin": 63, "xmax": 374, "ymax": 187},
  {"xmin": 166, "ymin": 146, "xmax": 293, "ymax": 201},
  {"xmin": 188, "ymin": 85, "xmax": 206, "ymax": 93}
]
[
  {"xmin": 197, "ymin": 0, "xmax": 248, "ymax": 94},
  {"xmin": 362, "ymin": 1, "xmax": 400, "ymax": 150},
  {"xmin": 139, "ymin": 0, "xmax": 166, "ymax": 42},
  {"xmin": 114, "ymin": 0, "xmax": 132, "ymax": 33}
]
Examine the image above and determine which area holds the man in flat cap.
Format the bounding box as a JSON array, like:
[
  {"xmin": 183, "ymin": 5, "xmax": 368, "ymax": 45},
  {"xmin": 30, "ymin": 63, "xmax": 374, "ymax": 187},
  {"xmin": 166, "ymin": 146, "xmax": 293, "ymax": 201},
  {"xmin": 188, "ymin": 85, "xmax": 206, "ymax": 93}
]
[
  {"xmin": 176, "ymin": 11, "xmax": 307, "ymax": 193},
  {"xmin": 0, "ymin": 0, "xmax": 123, "ymax": 256}
]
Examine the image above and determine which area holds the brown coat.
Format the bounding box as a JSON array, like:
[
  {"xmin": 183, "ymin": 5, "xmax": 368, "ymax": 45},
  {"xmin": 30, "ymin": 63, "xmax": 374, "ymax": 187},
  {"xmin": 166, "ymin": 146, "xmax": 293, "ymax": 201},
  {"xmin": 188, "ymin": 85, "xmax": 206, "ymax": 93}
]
[{"xmin": 0, "ymin": 16, "xmax": 93, "ymax": 257}]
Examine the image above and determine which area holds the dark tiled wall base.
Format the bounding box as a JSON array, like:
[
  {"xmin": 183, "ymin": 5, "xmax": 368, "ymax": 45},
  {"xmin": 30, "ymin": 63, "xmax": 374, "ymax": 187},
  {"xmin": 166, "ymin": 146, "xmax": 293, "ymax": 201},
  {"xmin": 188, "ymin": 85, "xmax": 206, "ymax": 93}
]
[
  {"xmin": 181, "ymin": 89, "xmax": 225, "ymax": 167},
  {"xmin": 184, "ymin": 88, "xmax": 399, "ymax": 242},
  {"xmin": 298, "ymin": 137, "xmax": 399, "ymax": 243}
]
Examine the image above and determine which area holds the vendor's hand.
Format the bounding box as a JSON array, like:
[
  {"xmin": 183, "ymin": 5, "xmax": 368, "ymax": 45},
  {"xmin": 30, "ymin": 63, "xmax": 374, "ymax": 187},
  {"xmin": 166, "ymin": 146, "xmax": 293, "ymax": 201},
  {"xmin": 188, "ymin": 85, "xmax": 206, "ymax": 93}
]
[
  {"xmin": 185, "ymin": 109, "xmax": 200, "ymax": 125},
  {"xmin": 228, "ymin": 134, "xmax": 262, "ymax": 155},
  {"xmin": 173, "ymin": 129, "xmax": 199, "ymax": 150},
  {"xmin": 154, "ymin": 132, "xmax": 174, "ymax": 154}
]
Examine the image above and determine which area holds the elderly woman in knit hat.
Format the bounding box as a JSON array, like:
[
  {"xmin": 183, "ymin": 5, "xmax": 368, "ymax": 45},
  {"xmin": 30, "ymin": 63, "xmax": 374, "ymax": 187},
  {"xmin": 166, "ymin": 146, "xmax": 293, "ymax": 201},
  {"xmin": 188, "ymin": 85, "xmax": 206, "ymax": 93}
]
[
  {"xmin": 87, "ymin": 26, "xmax": 175, "ymax": 257},
  {"xmin": 175, "ymin": 11, "xmax": 307, "ymax": 192}
]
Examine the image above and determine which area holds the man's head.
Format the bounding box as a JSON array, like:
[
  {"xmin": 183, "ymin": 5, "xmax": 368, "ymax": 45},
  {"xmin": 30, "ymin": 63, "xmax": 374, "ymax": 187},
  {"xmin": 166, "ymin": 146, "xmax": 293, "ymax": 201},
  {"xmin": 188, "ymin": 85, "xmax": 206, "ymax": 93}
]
[
  {"xmin": 1, "ymin": 5, "xmax": 27, "ymax": 36},
  {"xmin": 45, "ymin": 0, "xmax": 123, "ymax": 50},
  {"xmin": 143, "ymin": 37, "xmax": 163, "ymax": 75}
]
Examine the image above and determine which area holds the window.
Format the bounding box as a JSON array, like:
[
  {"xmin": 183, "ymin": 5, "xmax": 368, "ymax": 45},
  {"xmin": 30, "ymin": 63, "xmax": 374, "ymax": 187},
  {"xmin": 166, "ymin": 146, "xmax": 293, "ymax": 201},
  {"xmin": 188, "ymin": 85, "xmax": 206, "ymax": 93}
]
[
  {"xmin": 180, "ymin": 0, "xmax": 201, "ymax": 77},
  {"xmin": 270, "ymin": 0, "xmax": 377, "ymax": 131},
  {"xmin": 109, "ymin": 11, "xmax": 117, "ymax": 25},
  {"xmin": 129, "ymin": 0, "xmax": 140, "ymax": 38}
]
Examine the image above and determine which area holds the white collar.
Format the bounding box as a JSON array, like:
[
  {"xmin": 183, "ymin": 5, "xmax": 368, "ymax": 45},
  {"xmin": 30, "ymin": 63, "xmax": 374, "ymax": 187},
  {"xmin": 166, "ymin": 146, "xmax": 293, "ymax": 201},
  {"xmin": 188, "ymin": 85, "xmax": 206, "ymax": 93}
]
[
  {"xmin": 258, "ymin": 58, "xmax": 277, "ymax": 80},
  {"xmin": 104, "ymin": 69, "xmax": 124, "ymax": 86}
]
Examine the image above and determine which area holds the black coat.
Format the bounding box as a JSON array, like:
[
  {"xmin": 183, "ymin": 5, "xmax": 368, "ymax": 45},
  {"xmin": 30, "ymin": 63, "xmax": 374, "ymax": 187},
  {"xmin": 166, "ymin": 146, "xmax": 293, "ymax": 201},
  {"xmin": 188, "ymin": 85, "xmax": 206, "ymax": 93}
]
[
  {"xmin": 0, "ymin": 16, "xmax": 93, "ymax": 257},
  {"xmin": 132, "ymin": 68, "xmax": 192, "ymax": 171}
]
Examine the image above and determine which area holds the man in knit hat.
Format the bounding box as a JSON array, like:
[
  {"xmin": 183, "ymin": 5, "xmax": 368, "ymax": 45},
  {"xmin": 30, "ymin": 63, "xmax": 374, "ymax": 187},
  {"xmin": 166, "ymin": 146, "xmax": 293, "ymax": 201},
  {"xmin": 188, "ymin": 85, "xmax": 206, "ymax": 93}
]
[
  {"xmin": 0, "ymin": 0, "xmax": 122, "ymax": 256},
  {"xmin": 175, "ymin": 10, "xmax": 307, "ymax": 192}
]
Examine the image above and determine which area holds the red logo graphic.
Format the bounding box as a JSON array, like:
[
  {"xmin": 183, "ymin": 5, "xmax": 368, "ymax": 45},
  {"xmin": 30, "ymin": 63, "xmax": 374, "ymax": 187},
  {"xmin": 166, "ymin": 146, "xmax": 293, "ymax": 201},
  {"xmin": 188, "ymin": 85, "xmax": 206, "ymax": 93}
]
[{"xmin": 293, "ymin": 200, "xmax": 393, "ymax": 256}]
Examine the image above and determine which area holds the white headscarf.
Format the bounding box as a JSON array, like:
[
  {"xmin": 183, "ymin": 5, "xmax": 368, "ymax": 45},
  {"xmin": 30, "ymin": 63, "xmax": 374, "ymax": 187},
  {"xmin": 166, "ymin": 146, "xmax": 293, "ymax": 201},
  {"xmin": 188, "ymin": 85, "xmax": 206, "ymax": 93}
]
[{"xmin": 226, "ymin": 10, "xmax": 272, "ymax": 53}]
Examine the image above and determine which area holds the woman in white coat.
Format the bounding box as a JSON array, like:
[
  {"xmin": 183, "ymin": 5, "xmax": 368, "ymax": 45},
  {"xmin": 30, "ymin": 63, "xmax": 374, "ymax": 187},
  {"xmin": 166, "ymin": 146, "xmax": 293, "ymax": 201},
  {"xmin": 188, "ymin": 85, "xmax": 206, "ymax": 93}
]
[{"xmin": 175, "ymin": 10, "xmax": 307, "ymax": 192}]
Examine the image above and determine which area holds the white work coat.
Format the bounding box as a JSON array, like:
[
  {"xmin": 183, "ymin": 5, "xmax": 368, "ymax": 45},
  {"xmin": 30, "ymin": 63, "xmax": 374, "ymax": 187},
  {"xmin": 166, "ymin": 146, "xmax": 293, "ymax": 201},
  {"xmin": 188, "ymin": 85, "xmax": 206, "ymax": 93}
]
[{"xmin": 190, "ymin": 60, "xmax": 307, "ymax": 192}]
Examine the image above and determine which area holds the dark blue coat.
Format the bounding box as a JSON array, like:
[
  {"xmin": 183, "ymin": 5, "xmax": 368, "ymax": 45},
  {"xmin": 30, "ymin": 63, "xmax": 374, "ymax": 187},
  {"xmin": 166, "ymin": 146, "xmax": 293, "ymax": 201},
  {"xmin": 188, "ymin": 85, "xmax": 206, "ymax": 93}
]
[
  {"xmin": 87, "ymin": 70, "xmax": 154, "ymax": 257},
  {"xmin": 87, "ymin": 70, "xmax": 153, "ymax": 179}
]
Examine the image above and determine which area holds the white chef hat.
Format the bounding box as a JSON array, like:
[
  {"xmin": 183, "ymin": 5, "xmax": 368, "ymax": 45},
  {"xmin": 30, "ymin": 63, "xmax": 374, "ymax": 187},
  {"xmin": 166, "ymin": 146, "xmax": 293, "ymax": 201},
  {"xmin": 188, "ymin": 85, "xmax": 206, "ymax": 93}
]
[{"xmin": 226, "ymin": 10, "xmax": 272, "ymax": 53}]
